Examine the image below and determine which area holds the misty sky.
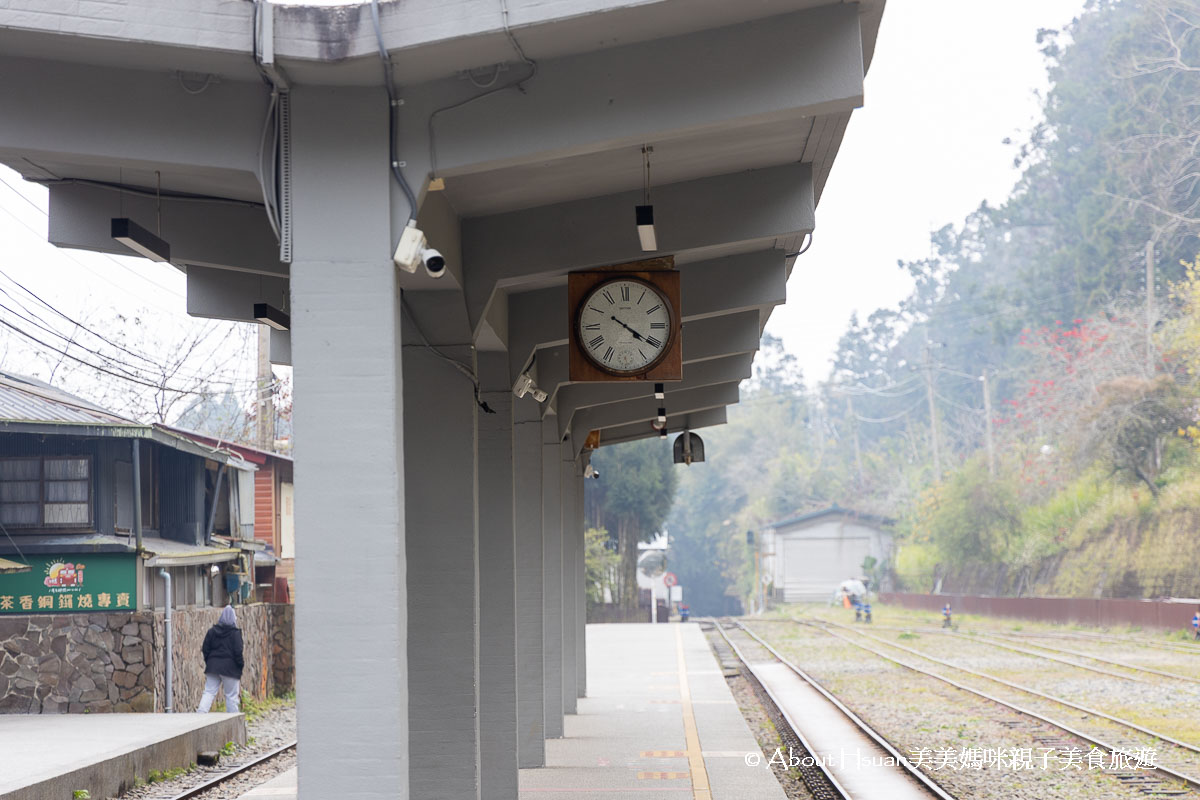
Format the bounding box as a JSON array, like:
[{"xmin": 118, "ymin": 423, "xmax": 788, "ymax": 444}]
[{"xmin": 0, "ymin": 0, "xmax": 1087, "ymax": 392}]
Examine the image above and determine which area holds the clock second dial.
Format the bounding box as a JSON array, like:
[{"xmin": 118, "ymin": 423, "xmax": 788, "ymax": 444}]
[{"xmin": 578, "ymin": 279, "xmax": 672, "ymax": 373}]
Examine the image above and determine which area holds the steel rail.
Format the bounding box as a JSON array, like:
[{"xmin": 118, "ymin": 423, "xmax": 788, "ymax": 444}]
[
  {"xmin": 722, "ymin": 619, "xmax": 958, "ymax": 800},
  {"xmin": 967, "ymin": 629, "xmax": 1200, "ymax": 686},
  {"xmin": 708, "ymin": 618, "xmax": 854, "ymax": 800},
  {"xmin": 164, "ymin": 740, "xmax": 297, "ymax": 800},
  {"xmin": 778, "ymin": 619, "xmax": 1200, "ymax": 793},
  {"xmin": 816, "ymin": 619, "xmax": 1200, "ymax": 757}
]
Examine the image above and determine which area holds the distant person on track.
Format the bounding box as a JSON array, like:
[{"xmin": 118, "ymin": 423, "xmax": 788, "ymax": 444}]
[
  {"xmin": 942, "ymin": 603, "xmax": 952, "ymax": 629},
  {"xmin": 1192, "ymin": 609, "xmax": 1199, "ymax": 641},
  {"xmin": 197, "ymin": 604, "xmax": 244, "ymax": 713}
]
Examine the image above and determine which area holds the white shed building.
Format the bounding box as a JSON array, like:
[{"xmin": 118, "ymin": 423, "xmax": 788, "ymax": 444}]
[{"xmin": 762, "ymin": 506, "xmax": 892, "ymax": 603}]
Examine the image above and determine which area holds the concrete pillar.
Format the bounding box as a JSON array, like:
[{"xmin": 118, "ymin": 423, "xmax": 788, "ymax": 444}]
[
  {"xmin": 541, "ymin": 420, "xmax": 563, "ymax": 738},
  {"xmin": 559, "ymin": 455, "xmax": 578, "ymax": 714},
  {"xmin": 477, "ymin": 354, "xmax": 518, "ymax": 799},
  {"xmin": 289, "ymin": 87, "xmax": 407, "ymax": 800},
  {"xmin": 575, "ymin": 475, "xmax": 586, "ymax": 698},
  {"xmin": 404, "ymin": 336, "xmax": 480, "ymax": 800},
  {"xmin": 513, "ymin": 403, "xmax": 545, "ymax": 766}
]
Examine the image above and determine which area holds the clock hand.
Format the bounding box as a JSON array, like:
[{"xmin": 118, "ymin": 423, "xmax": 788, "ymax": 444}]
[{"xmin": 610, "ymin": 315, "xmax": 645, "ymax": 341}]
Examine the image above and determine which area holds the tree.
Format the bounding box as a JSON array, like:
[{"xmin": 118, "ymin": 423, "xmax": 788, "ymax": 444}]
[
  {"xmin": 585, "ymin": 438, "xmax": 678, "ymax": 610},
  {"xmin": 583, "ymin": 527, "xmax": 620, "ymax": 610}
]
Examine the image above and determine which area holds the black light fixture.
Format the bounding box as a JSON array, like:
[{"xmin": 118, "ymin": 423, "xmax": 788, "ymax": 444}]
[
  {"xmin": 657, "ymin": 407, "xmax": 667, "ymax": 425},
  {"xmin": 636, "ymin": 205, "xmax": 657, "ymax": 252},
  {"xmin": 111, "ymin": 218, "xmax": 170, "ymax": 262},
  {"xmin": 636, "ymin": 145, "xmax": 658, "ymax": 252},
  {"xmin": 253, "ymin": 303, "xmax": 290, "ymax": 331},
  {"xmin": 654, "ymin": 382, "xmax": 665, "ymax": 400}
]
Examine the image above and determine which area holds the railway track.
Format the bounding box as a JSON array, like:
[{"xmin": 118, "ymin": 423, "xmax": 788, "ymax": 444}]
[
  {"xmin": 861, "ymin": 623, "xmax": 1200, "ymax": 685},
  {"xmin": 966, "ymin": 629, "xmax": 1200, "ymax": 685},
  {"xmin": 979, "ymin": 627, "xmax": 1200, "ymax": 656},
  {"xmin": 709, "ymin": 617, "xmax": 957, "ymax": 800},
  {"xmin": 759, "ymin": 618, "xmax": 1199, "ymax": 797},
  {"xmin": 146, "ymin": 740, "xmax": 297, "ymax": 800}
]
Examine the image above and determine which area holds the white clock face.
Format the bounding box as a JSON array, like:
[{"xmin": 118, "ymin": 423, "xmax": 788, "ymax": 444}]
[{"xmin": 577, "ymin": 279, "xmax": 672, "ymax": 373}]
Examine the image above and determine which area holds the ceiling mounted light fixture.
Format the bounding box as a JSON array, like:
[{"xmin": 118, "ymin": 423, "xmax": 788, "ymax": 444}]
[
  {"xmin": 254, "ymin": 303, "xmax": 291, "ymax": 331},
  {"xmin": 636, "ymin": 145, "xmax": 657, "ymax": 252},
  {"xmin": 111, "ymin": 218, "xmax": 170, "ymax": 262}
]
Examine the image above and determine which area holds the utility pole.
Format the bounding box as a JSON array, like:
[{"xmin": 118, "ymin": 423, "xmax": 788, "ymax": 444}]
[
  {"xmin": 256, "ymin": 324, "xmax": 273, "ymax": 450},
  {"xmin": 846, "ymin": 393, "xmax": 864, "ymax": 488},
  {"xmin": 923, "ymin": 341, "xmax": 942, "ymax": 483},
  {"xmin": 981, "ymin": 368, "xmax": 995, "ymax": 478},
  {"xmin": 1146, "ymin": 236, "xmax": 1155, "ymax": 375}
]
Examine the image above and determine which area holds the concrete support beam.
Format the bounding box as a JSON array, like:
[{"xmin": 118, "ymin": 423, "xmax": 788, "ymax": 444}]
[
  {"xmin": 463, "ymin": 163, "xmax": 814, "ymax": 328},
  {"xmin": 559, "ymin": 456, "xmax": 578, "ymax": 715},
  {"xmin": 541, "ymin": 420, "xmax": 564, "ymax": 738},
  {"xmin": 477, "ymin": 353, "xmax": 518, "ymax": 799},
  {"xmin": 186, "ymin": 266, "xmax": 290, "ymax": 323},
  {"xmin": 411, "ymin": 4, "xmax": 864, "ymax": 179},
  {"xmin": 513, "ymin": 401, "xmax": 545, "ymax": 766},
  {"xmin": 289, "ymin": 86, "xmax": 407, "ymax": 800},
  {"xmin": 573, "ymin": 472, "xmax": 586, "ymax": 698},
  {"xmin": 404, "ymin": 333, "xmax": 481, "ymax": 800},
  {"xmin": 48, "ymin": 181, "xmax": 284, "ymax": 276},
  {"xmin": 595, "ymin": 407, "xmax": 728, "ymax": 448},
  {"xmin": 0, "ymin": 55, "xmax": 265, "ymax": 180},
  {"xmin": 556, "ymin": 352, "xmax": 754, "ymax": 439},
  {"xmin": 570, "ymin": 383, "xmax": 740, "ymax": 449}
]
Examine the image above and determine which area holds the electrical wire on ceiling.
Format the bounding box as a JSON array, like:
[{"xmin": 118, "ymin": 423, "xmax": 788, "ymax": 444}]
[
  {"xmin": 252, "ymin": 0, "xmax": 284, "ymax": 243},
  {"xmin": 785, "ymin": 233, "xmax": 813, "ymax": 258},
  {"xmin": 369, "ymin": 0, "xmax": 420, "ymax": 223},
  {"xmin": 426, "ymin": 0, "xmax": 539, "ymax": 183},
  {"xmin": 24, "ymin": 177, "xmax": 264, "ymax": 210}
]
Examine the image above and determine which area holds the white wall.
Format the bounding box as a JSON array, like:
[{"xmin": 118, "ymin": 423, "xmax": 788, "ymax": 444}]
[{"xmin": 766, "ymin": 516, "xmax": 891, "ymax": 602}]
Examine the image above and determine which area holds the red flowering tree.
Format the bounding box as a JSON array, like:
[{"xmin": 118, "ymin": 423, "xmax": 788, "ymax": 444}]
[{"xmin": 995, "ymin": 310, "xmax": 1182, "ymax": 494}]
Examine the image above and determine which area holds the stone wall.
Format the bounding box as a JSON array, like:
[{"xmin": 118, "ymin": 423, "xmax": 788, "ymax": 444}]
[
  {"xmin": 0, "ymin": 604, "xmax": 294, "ymax": 714},
  {"xmin": 269, "ymin": 603, "xmax": 295, "ymax": 694},
  {"xmin": 0, "ymin": 612, "xmax": 156, "ymax": 714}
]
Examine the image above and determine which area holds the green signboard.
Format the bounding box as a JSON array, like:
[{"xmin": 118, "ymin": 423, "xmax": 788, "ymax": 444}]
[{"xmin": 0, "ymin": 553, "xmax": 136, "ymax": 614}]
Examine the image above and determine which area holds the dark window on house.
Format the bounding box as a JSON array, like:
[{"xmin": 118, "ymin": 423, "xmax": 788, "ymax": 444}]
[{"xmin": 0, "ymin": 456, "xmax": 92, "ymax": 528}]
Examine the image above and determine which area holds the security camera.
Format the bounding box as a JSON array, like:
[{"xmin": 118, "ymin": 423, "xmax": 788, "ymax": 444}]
[
  {"xmin": 421, "ymin": 248, "xmax": 446, "ymax": 278},
  {"xmin": 513, "ymin": 372, "xmax": 549, "ymax": 403}
]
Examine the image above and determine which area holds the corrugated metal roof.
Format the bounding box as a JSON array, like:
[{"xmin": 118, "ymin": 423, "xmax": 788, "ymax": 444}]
[
  {"xmin": 0, "ymin": 556, "xmax": 31, "ymax": 574},
  {"xmin": 0, "ymin": 372, "xmax": 131, "ymax": 425},
  {"xmin": 767, "ymin": 504, "xmax": 893, "ymax": 530},
  {"xmin": 141, "ymin": 536, "xmax": 240, "ymax": 567}
]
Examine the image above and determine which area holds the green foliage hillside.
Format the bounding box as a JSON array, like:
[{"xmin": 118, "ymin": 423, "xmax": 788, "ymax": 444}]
[{"xmin": 660, "ymin": 0, "xmax": 1200, "ymax": 612}]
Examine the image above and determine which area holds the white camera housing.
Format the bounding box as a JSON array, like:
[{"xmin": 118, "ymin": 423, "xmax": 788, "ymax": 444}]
[
  {"xmin": 394, "ymin": 220, "xmax": 426, "ymax": 274},
  {"xmin": 513, "ymin": 372, "xmax": 548, "ymax": 403}
]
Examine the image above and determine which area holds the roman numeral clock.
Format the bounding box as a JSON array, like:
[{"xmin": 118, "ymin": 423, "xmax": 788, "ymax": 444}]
[{"xmin": 568, "ymin": 257, "xmax": 682, "ymax": 382}]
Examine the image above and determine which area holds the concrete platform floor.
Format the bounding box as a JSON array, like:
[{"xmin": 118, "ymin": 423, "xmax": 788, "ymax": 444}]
[
  {"xmin": 239, "ymin": 623, "xmax": 784, "ymax": 800},
  {"xmin": 521, "ymin": 622, "xmax": 786, "ymax": 799},
  {"xmin": 0, "ymin": 712, "xmax": 244, "ymax": 800}
]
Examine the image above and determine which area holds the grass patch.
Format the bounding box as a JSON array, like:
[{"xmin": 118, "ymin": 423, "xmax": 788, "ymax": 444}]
[
  {"xmin": 898, "ymin": 632, "xmax": 920, "ymax": 641},
  {"xmin": 146, "ymin": 764, "xmax": 195, "ymax": 784}
]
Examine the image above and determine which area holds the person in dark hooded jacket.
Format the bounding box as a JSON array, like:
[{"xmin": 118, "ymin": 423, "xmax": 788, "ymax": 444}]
[{"xmin": 197, "ymin": 604, "xmax": 244, "ymax": 712}]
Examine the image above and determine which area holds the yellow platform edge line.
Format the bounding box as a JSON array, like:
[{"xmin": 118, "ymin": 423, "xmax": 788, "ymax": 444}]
[{"xmin": 675, "ymin": 623, "xmax": 713, "ymax": 800}]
